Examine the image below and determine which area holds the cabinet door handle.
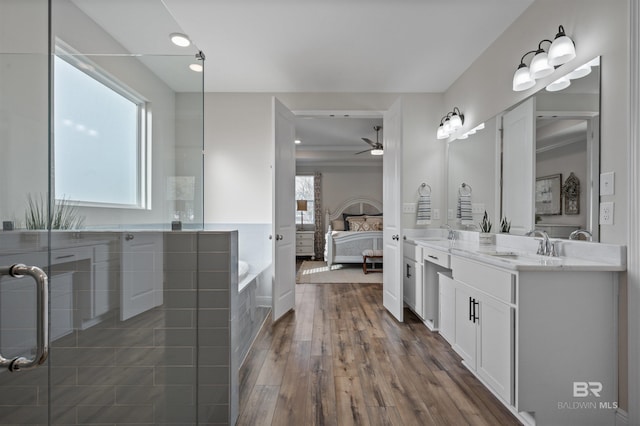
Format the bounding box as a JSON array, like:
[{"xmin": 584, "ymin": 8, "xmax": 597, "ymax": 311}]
[
  {"xmin": 473, "ymin": 300, "xmax": 480, "ymax": 323},
  {"xmin": 406, "ymin": 264, "xmax": 412, "ymax": 278},
  {"xmin": 427, "ymin": 255, "xmax": 439, "ymax": 261},
  {"xmin": 469, "ymin": 297, "xmax": 473, "ymax": 322}
]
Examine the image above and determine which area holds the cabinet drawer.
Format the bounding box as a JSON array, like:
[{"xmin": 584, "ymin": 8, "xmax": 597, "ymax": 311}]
[
  {"xmin": 423, "ymin": 247, "xmax": 450, "ymax": 269},
  {"xmin": 296, "ymin": 240, "xmax": 313, "ymax": 248},
  {"xmin": 451, "ymin": 256, "xmax": 514, "ymax": 304},
  {"xmin": 403, "ymin": 242, "xmax": 422, "ymax": 262}
]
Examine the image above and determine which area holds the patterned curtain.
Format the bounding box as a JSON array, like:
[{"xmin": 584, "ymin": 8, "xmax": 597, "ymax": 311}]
[{"xmin": 313, "ymin": 172, "xmax": 323, "ymax": 259}]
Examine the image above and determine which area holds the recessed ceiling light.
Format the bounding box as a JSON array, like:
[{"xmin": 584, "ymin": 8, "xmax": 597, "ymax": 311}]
[
  {"xmin": 295, "ymin": 139, "xmax": 302, "ymax": 145},
  {"xmin": 170, "ymin": 32, "xmax": 191, "ymax": 47},
  {"xmin": 189, "ymin": 63, "xmax": 203, "ymax": 72}
]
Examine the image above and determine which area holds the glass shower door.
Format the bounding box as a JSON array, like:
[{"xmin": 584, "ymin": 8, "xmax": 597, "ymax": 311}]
[
  {"xmin": 0, "ymin": 1, "xmax": 52, "ymax": 424},
  {"xmin": 1, "ymin": 0, "xmax": 208, "ymax": 424}
]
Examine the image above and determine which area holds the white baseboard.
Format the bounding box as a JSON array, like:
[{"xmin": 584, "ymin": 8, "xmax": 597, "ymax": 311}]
[{"xmin": 616, "ymin": 409, "xmax": 628, "ymax": 425}]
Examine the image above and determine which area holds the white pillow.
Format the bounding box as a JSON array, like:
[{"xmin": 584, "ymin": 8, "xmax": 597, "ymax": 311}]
[{"xmin": 331, "ymin": 219, "xmax": 345, "ymax": 231}]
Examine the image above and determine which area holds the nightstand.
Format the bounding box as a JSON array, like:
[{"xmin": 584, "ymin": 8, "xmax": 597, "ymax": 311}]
[{"xmin": 296, "ymin": 231, "xmax": 315, "ymax": 259}]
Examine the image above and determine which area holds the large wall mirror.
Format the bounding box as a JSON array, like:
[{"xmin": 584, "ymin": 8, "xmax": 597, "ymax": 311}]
[{"xmin": 447, "ymin": 56, "xmax": 601, "ymax": 241}]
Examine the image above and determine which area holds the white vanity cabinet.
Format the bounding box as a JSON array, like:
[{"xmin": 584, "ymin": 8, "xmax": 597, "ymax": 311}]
[
  {"xmin": 450, "ymin": 256, "xmax": 514, "ymax": 405},
  {"xmin": 442, "ymin": 252, "xmax": 619, "ymax": 426},
  {"xmin": 402, "ymin": 241, "xmax": 423, "ymax": 318}
]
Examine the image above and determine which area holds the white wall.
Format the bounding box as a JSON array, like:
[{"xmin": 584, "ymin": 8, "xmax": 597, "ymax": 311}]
[
  {"xmin": 203, "ymin": 92, "xmax": 444, "ymax": 228},
  {"xmin": 296, "ymin": 165, "xmax": 383, "ymax": 219},
  {"xmin": 443, "ymin": 0, "xmax": 629, "ymax": 245}
]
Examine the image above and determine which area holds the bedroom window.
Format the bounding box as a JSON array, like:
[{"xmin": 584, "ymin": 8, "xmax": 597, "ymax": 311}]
[
  {"xmin": 295, "ymin": 175, "xmax": 315, "ymax": 227},
  {"xmin": 53, "ymin": 47, "xmax": 149, "ymax": 209}
]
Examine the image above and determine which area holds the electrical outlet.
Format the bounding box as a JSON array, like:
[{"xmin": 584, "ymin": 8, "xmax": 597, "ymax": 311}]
[
  {"xmin": 600, "ymin": 172, "xmax": 615, "ymax": 196},
  {"xmin": 471, "ymin": 203, "xmax": 485, "ymax": 214},
  {"xmin": 433, "ymin": 209, "xmax": 440, "ymax": 220},
  {"xmin": 448, "ymin": 209, "xmax": 454, "ymax": 220},
  {"xmin": 403, "ymin": 203, "xmax": 417, "ymax": 214},
  {"xmin": 599, "ymin": 202, "xmax": 614, "ymax": 225}
]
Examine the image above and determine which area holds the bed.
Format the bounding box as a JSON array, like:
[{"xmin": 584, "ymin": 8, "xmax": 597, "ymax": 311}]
[{"xmin": 324, "ymin": 197, "xmax": 383, "ymax": 266}]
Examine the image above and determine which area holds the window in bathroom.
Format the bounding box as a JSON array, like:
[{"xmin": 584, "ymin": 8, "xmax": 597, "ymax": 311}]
[
  {"xmin": 295, "ymin": 175, "xmax": 315, "ymax": 226},
  {"xmin": 53, "ymin": 47, "xmax": 149, "ymax": 209}
]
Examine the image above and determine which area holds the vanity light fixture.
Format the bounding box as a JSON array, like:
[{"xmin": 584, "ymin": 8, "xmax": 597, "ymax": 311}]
[
  {"xmin": 513, "ymin": 51, "xmax": 537, "ymax": 91},
  {"xmin": 547, "ymin": 25, "xmax": 576, "ymax": 66},
  {"xmin": 512, "ymin": 25, "xmax": 576, "ymax": 92},
  {"xmin": 529, "ymin": 41, "xmax": 555, "ymax": 79},
  {"xmin": 170, "ymin": 32, "xmax": 191, "ymax": 47},
  {"xmin": 545, "ymin": 75, "xmax": 571, "ymax": 92},
  {"xmin": 294, "ymin": 139, "xmax": 302, "ymax": 144},
  {"xmin": 436, "ymin": 107, "xmax": 465, "ymax": 140},
  {"xmin": 566, "ymin": 61, "xmax": 592, "ymax": 79},
  {"xmin": 456, "ymin": 122, "xmax": 485, "ymax": 141}
]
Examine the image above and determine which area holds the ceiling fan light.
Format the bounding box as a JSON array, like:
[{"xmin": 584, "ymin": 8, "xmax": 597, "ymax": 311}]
[
  {"xmin": 371, "ymin": 148, "xmax": 384, "ymax": 156},
  {"xmin": 529, "ymin": 50, "xmax": 554, "ymax": 79},
  {"xmin": 566, "ymin": 63, "xmax": 591, "ymax": 79},
  {"xmin": 513, "ymin": 64, "xmax": 536, "ymax": 91},
  {"xmin": 189, "ymin": 63, "xmax": 203, "ymax": 72},
  {"xmin": 546, "ymin": 75, "xmax": 571, "ymax": 92},
  {"xmin": 548, "ymin": 26, "xmax": 576, "ymax": 66}
]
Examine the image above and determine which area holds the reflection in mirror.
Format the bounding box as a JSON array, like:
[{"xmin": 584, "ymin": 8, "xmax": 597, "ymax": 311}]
[
  {"xmin": 447, "ymin": 118, "xmax": 499, "ymax": 230},
  {"xmin": 534, "ymin": 57, "xmax": 600, "ymax": 240},
  {"xmin": 447, "ymin": 57, "xmax": 600, "ymax": 241}
]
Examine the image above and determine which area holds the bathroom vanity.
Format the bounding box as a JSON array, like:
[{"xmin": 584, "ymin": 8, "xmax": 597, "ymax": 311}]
[{"xmin": 412, "ymin": 232, "xmax": 625, "ymax": 426}]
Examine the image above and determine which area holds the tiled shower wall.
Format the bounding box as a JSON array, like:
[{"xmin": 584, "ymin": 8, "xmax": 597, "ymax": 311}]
[{"xmin": 0, "ymin": 230, "xmax": 242, "ymax": 425}]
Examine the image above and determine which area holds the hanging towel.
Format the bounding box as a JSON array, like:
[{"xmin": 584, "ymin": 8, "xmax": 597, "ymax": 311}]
[
  {"xmin": 416, "ymin": 193, "xmax": 432, "ymax": 225},
  {"xmin": 459, "ymin": 193, "xmax": 473, "ymax": 225}
]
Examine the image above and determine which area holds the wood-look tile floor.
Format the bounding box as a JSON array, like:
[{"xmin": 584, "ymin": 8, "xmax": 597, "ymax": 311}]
[{"xmin": 237, "ymin": 283, "xmax": 521, "ymax": 426}]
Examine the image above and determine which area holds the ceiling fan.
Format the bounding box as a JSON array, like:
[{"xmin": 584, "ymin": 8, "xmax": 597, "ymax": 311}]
[{"xmin": 355, "ymin": 125, "xmax": 383, "ymax": 156}]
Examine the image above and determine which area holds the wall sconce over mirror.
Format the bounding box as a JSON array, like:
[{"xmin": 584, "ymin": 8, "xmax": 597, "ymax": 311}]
[
  {"xmin": 512, "ymin": 25, "xmax": 576, "ymax": 92},
  {"xmin": 436, "ymin": 107, "xmax": 464, "ymax": 140}
]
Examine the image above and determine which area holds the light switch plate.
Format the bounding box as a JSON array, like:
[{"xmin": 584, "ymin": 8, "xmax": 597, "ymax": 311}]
[
  {"xmin": 448, "ymin": 209, "xmax": 454, "ymax": 220},
  {"xmin": 599, "ymin": 202, "xmax": 614, "ymax": 225},
  {"xmin": 600, "ymin": 172, "xmax": 615, "ymax": 196},
  {"xmin": 433, "ymin": 209, "xmax": 440, "ymax": 220},
  {"xmin": 403, "ymin": 203, "xmax": 417, "ymax": 214}
]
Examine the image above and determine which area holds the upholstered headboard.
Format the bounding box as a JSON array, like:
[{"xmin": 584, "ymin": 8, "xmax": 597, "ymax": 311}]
[{"xmin": 325, "ymin": 197, "xmax": 383, "ymax": 232}]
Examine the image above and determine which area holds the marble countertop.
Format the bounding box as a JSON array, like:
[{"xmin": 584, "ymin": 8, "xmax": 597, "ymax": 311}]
[{"xmin": 412, "ymin": 237, "xmax": 626, "ymax": 272}]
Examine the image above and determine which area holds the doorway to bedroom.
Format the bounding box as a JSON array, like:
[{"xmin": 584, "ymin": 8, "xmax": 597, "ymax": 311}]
[{"xmin": 293, "ymin": 112, "xmax": 384, "ymax": 284}]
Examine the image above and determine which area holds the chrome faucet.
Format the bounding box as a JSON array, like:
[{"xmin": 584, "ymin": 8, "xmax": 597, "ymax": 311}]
[
  {"xmin": 569, "ymin": 229, "xmax": 593, "ymax": 241},
  {"xmin": 525, "ymin": 229, "xmax": 556, "ymax": 256},
  {"xmin": 443, "ymin": 224, "xmax": 456, "ymax": 241}
]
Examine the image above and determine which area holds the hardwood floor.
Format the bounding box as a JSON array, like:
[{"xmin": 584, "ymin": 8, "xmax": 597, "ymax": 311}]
[{"xmin": 237, "ymin": 283, "xmax": 521, "ymax": 426}]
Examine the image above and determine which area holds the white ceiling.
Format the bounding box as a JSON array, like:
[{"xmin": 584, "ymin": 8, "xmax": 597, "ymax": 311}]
[
  {"xmin": 72, "ymin": 0, "xmax": 537, "ymax": 166},
  {"xmin": 162, "ymin": 0, "xmax": 535, "ymax": 93}
]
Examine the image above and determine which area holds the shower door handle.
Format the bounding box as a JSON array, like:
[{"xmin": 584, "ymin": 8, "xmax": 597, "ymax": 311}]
[{"xmin": 0, "ymin": 264, "xmax": 49, "ymax": 372}]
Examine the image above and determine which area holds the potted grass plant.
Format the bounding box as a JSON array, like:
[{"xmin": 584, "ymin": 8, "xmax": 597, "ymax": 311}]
[
  {"xmin": 478, "ymin": 210, "xmax": 494, "ymax": 245},
  {"xmin": 500, "ymin": 216, "xmax": 511, "ymax": 233},
  {"xmin": 24, "ymin": 193, "xmax": 85, "ymax": 230}
]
